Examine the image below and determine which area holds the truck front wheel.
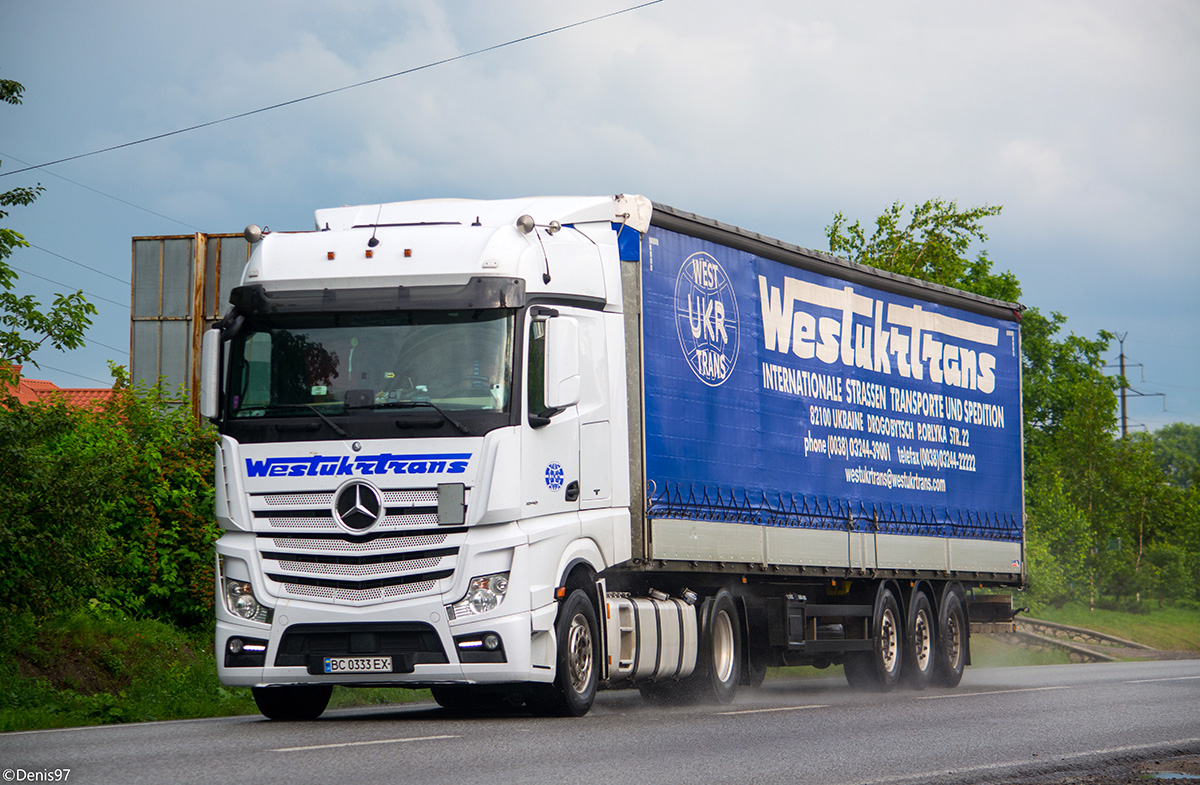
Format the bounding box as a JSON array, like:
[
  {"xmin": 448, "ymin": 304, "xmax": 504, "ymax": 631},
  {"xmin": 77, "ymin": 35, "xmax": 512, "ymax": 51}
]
[
  {"xmin": 528, "ymin": 589, "xmax": 599, "ymax": 717},
  {"xmin": 252, "ymin": 684, "xmax": 332, "ymax": 721}
]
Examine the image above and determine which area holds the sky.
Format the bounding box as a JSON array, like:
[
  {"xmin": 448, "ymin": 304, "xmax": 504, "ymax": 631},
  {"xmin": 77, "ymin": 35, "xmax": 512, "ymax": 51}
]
[{"xmin": 2, "ymin": 0, "xmax": 1197, "ymax": 430}]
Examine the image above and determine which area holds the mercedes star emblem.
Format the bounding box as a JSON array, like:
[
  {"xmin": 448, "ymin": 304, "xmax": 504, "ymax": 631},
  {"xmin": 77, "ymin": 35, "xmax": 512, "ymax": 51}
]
[{"xmin": 333, "ymin": 481, "xmax": 384, "ymax": 530}]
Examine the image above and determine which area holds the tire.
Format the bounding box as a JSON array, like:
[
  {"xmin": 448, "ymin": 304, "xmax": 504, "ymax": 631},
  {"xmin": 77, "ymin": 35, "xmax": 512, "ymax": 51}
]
[
  {"xmin": 689, "ymin": 590, "xmax": 741, "ymax": 703},
  {"xmin": 252, "ymin": 684, "xmax": 332, "ymax": 721},
  {"xmin": 743, "ymin": 653, "xmax": 768, "ymax": 690},
  {"xmin": 843, "ymin": 585, "xmax": 903, "ymax": 692},
  {"xmin": 527, "ymin": 589, "xmax": 599, "ymax": 717},
  {"xmin": 432, "ymin": 685, "xmax": 525, "ymax": 712},
  {"xmin": 842, "ymin": 651, "xmax": 874, "ymax": 689},
  {"xmin": 902, "ymin": 592, "xmax": 935, "ymax": 690},
  {"xmin": 933, "ymin": 590, "xmax": 967, "ymax": 688}
]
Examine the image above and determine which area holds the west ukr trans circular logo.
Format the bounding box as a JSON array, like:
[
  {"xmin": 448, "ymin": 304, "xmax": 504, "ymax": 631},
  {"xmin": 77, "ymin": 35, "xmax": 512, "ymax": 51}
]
[
  {"xmin": 544, "ymin": 461, "xmax": 565, "ymax": 491},
  {"xmin": 674, "ymin": 251, "xmax": 740, "ymax": 386}
]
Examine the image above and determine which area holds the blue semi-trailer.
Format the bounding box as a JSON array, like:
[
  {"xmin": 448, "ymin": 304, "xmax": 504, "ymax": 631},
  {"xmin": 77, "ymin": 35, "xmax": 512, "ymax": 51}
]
[{"xmin": 201, "ymin": 196, "xmax": 1024, "ymax": 719}]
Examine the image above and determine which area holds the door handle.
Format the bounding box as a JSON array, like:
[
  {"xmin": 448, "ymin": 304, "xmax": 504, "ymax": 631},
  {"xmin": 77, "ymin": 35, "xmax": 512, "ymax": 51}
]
[{"xmin": 565, "ymin": 481, "xmax": 580, "ymax": 502}]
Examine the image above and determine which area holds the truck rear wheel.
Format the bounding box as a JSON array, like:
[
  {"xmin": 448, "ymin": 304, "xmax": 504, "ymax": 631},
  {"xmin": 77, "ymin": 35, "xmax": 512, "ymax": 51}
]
[
  {"xmin": 527, "ymin": 589, "xmax": 599, "ymax": 717},
  {"xmin": 902, "ymin": 592, "xmax": 935, "ymax": 689},
  {"xmin": 252, "ymin": 684, "xmax": 332, "ymax": 721},
  {"xmin": 933, "ymin": 590, "xmax": 967, "ymax": 687},
  {"xmin": 844, "ymin": 585, "xmax": 903, "ymax": 691}
]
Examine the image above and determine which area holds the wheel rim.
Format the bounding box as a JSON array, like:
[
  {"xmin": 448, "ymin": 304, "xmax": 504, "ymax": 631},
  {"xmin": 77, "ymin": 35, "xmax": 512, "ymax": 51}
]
[
  {"xmin": 880, "ymin": 606, "xmax": 899, "ymax": 673},
  {"xmin": 712, "ymin": 609, "xmax": 736, "ymax": 683},
  {"xmin": 566, "ymin": 612, "xmax": 594, "ymax": 693},
  {"xmin": 914, "ymin": 608, "xmax": 932, "ymax": 671},
  {"xmin": 945, "ymin": 610, "xmax": 963, "ymax": 670}
]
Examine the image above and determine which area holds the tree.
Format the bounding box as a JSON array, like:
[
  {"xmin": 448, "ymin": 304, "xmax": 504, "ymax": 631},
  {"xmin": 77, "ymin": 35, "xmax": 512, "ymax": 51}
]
[
  {"xmin": 824, "ymin": 198, "xmax": 1021, "ymax": 302},
  {"xmin": 0, "ymin": 77, "xmax": 96, "ymax": 390},
  {"xmin": 1154, "ymin": 423, "xmax": 1200, "ymax": 489}
]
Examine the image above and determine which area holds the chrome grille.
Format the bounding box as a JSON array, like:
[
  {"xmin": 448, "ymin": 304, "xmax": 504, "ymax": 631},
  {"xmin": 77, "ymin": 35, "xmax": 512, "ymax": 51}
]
[
  {"xmin": 277, "ymin": 581, "xmax": 438, "ymax": 602},
  {"xmin": 250, "ymin": 486, "xmax": 464, "ymax": 606}
]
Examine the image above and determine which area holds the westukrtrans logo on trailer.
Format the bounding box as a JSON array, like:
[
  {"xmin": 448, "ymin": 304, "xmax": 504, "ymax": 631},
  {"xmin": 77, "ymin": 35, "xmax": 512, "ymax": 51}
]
[{"xmin": 674, "ymin": 251, "xmax": 740, "ymax": 386}]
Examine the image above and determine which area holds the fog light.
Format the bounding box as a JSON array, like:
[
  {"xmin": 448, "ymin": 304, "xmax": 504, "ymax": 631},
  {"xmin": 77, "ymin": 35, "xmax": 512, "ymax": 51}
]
[
  {"xmin": 453, "ymin": 632, "xmax": 506, "ymax": 664},
  {"xmin": 223, "ymin": 636, "xmax": 268, "ymax": 668}
]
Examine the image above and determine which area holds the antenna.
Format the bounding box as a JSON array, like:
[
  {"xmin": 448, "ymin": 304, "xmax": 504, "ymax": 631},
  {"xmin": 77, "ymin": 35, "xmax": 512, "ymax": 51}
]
[{"xmin": 368, "ymin": 204, "xmax": 383, "ymax": 248}]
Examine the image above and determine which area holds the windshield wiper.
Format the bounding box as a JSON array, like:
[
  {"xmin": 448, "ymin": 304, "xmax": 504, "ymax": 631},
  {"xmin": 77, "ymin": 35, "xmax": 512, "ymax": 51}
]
[
  {"xmin": 367, "ymin": 400, "xmax": 472, "ymax": 435},
  {"xmin": 244, "ymin": 403, "xmax": 351, "ymax": 439}
]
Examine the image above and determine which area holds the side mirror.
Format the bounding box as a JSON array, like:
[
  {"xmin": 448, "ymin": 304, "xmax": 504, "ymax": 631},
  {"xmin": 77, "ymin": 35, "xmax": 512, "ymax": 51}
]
[
  {"xmin": 199, "ymin": 328, "xmax": 222, "ymax": 421},
  {"xmin": 543, "ymin": 316, "xmax": 580, "ymax": 411}
]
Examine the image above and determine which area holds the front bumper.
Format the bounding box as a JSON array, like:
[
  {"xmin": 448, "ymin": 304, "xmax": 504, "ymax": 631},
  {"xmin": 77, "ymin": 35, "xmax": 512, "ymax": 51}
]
[{"xmin": 217, "ymin": 596, "xmax": 554, "ymax": 688}]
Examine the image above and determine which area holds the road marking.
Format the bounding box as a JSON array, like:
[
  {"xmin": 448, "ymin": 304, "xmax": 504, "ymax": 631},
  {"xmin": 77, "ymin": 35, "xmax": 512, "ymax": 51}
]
[
  {"xmin": 840, "ymin": 737, "xmax": 1200, "ymax": 785},
  {"xmin": 916, "ymin": 685, "xmax": 1070, "ymax": 700},
  {"xmin": 718, "ymin": 704, "xmax": 828, "ymax": 716},
  {"xmin": 1126, "ymin": 675, "xmax": 1200, "ymax": 684},
  {"xmin": 272, "ymin": 734, "xmax": 459, "ymax": 752}
]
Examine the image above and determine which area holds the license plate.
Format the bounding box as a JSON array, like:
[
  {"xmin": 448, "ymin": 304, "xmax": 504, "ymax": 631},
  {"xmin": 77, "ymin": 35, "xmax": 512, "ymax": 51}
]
[{"xmin": 322, "ymin": 656, "xmax": 393, "ymax": 674}]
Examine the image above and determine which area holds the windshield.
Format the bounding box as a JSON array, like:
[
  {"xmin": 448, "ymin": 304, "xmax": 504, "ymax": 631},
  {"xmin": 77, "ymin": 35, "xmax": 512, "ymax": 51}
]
[{"xmin": 227, "ymin": 309, "xmax": 515, "ymax": 420}]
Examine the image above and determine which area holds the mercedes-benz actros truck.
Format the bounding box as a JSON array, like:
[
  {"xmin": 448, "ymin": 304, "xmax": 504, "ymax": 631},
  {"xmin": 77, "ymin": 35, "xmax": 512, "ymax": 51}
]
[{"xmin": 201, "ymin": 195, "xmax": 1025, "ymax": 719}]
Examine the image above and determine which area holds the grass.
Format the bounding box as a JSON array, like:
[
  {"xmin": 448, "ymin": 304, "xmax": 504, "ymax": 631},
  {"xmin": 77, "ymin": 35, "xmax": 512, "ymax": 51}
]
[
  {"xmin": 1026, "ymin": 602, "xmax": 1200, "ymax": 651},
  {"xmin": 0, "ymin": 611, "xmax": 429, "ymax": 732}
]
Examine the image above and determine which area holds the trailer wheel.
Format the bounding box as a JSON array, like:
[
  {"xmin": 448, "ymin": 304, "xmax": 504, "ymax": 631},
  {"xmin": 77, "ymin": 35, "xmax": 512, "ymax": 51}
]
[
  {"xmin": 843, "ymin": 585, "xmax": 903, "ymax": 691},
  {"xmin": 902, "ymin": 592, "xmax": 935, "ymax": 689},
  {"xmin": 933, "ymin": 590, "xmax": 967, "ymax": 687},
  {"xmin": 527, "ymin": 589, "xmax": 599, "ymax": 717},
  {"xmin": 252, "ymin": 684, "xmax": 332, "ymax": 721},
  {"xmin": 689, "ymin": 590, "xmax": 741, "ymax": 703}
]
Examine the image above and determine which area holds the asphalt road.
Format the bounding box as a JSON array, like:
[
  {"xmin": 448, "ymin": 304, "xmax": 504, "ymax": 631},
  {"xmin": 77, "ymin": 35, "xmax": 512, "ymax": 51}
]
[{"xmin": 3, "ymin": 660, "xmax": 1198, "ymax": 785}]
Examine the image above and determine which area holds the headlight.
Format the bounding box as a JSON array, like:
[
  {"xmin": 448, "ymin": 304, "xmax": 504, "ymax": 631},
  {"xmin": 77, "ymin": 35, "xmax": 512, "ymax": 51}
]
[
  {"xmin": 448, "ymin": 573, "xmax": 510, "ymax": 619},
  {"xmin": 223, "ymin": 578, "xmax": 273, "ymax": 624}
]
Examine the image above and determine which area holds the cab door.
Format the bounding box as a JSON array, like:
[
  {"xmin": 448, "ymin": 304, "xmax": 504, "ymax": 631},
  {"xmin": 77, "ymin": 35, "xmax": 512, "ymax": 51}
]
[{"xmin": 521, "ymin": 307, "xmax": 581, "ymax": 517}]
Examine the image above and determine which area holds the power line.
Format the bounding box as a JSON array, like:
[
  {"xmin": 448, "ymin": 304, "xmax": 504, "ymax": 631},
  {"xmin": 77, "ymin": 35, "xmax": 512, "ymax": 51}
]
[
  {"xmin": 6, "ymin": 263, "xmax": 129, "ymax": 309},
  {"xmin": 30, "ymin": 244, "xmax": 131, "ymax": 285},
  {"xmin": 25, "ymin": 362, "xmax": 113, "ymax": 386},
  {"xmin": 85, "ymin": 338, "xmax": 128, "ymax": 356},
  {"xmin": 0, "ymin": 1, "xmax": 665, "ymax": 178},
  {"xmin": 0, "ymin": 150, "xmax": 201, "ymax": 231}
]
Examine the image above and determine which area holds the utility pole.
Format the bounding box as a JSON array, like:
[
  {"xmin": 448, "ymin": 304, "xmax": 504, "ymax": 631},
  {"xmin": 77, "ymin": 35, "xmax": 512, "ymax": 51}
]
[
  {"xmin": 1110, "ymin": 333, "xmax": 1165, "ymax": 438},
  {"xmin": 1119, "ymin": 334, "xmax": 1128, "ymax": 438}
]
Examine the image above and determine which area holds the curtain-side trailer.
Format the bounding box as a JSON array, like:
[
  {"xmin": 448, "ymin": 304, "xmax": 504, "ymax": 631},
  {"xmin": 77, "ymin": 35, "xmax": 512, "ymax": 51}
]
[{"xmin": 201, "ymin": 195, "xmax": 1025, "ymax": 719}]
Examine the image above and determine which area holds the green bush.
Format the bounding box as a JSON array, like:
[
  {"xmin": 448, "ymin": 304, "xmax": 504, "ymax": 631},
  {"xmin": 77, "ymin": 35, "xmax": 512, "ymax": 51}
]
[{"xmin": 0, "ymin": 367, "xmax": 218, "ymax": 626}]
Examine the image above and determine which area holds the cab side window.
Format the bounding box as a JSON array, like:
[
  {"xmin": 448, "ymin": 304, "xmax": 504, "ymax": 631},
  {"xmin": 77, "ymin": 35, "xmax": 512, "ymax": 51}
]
[{"xmin": 527, "ymin": 319, "xmax": 547, "ymax": 418}]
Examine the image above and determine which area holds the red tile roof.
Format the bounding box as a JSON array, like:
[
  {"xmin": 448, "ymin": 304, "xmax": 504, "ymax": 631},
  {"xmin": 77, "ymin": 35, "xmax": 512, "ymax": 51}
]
[{"xmin": 3, "ymin": 365, "xmax": 113, "ymax": 409}]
